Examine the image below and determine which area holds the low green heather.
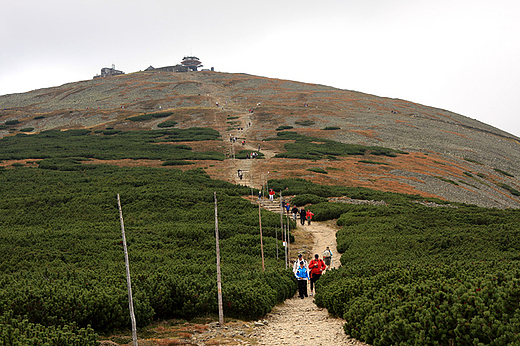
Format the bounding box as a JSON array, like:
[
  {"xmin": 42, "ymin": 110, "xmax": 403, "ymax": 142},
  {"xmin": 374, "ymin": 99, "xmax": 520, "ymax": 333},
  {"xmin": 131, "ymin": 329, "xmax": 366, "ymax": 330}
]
[
  {"xmin": 0, "ymin": 128, "xmax": 224, "ymax": 161},
  {"xmin": 0, "ymin": 166, "xmax": 296, "ymax": 336},
  {"xmin": 266, "ymin": 132, "xmax": 407, "ymax": 160}
]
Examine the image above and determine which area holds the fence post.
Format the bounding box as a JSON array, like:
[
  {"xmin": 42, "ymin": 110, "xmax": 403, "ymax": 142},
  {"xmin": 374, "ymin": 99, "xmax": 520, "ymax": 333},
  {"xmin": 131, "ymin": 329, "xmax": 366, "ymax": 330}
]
[
  {"xmin": 214, "ymin": 192, "xmax": 224, "ymax": 326},
  {"xmin": 117, "ymin": 194, "xmax": 138, "ymax": 346}
]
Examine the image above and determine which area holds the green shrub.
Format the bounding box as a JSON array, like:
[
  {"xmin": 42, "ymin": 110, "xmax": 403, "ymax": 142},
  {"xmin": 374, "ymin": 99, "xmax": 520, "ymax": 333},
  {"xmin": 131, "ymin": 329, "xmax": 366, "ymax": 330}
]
[
  {"xmin": 494, "ymin": 168, "xmax": 514, "ymax": 177},
  {"xmin": 268, "ymin": 132, "xmax": 406, "ymax": 160},
  {"xmin": 306, "ymin": 167, "xmax": 328, "ymax": 174},
  {"xmin": 0, "ymin": 166, "xmax": 296, "ymax": 332},
  {"xmin": 162, "ymin": 160, "xmax": 194, "ymax": 166},
  {"xmin": 275, "ymin": 125, "xmax": 294, "ymax": 131},
  {"xmin": 19, "ymin": 127, "xmax": 34, "ymax": 132},
  {"xmin": 128, "ymin": 111, "xmax": 174, "ymax": 122},
  {"xmin": 322, "ymin": 126, "xmax": 340, "ymax": 130},
  {"xmin": 316, "ymin": 203, "xmax": 520, "ymax": 345},
  {"xmin": 358, "ymin": 160, "xmax": 388, "ymax": 165},
  {"xmin": 291, "ymin": 194, "xmax": 328, "ymax": 206},
  {"xmin": 157, "ymin": 120, "xmax": 178, "ymax": 128},
  {"xmin": 0, "ymin": 310, "xmax": 98, "ymax": 345},
  {"xmin": 295, "ymin": 120, "xmax": 315, "ymax": 126},
  {"xmin": 5, "ymin": 120, "xmax": 19, "ymax": 125},
  {"xmin": 497, "ymin": 183, "xmax": 520, "ymax": 196}
]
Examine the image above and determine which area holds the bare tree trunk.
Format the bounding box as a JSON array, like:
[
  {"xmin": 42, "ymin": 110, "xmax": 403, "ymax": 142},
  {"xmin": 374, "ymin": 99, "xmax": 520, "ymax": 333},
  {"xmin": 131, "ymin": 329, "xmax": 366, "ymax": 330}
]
[
  {"xmin": 117, "ymin": 194, "xmax": 138, "ymax": 346},
  {"xmin": 214, "ymin": 192, "xmax": 224, "ymax": 326}
]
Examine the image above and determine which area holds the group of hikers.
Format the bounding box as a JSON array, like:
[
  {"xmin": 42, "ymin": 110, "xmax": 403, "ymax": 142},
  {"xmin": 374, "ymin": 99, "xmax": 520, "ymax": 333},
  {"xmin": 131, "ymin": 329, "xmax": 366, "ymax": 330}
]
[
  {"xmin": 293, "ymin": 247, "xmax": 333, "ymax": 299},
  {"xmin": 290, "ymin": 205, "xmax": 314, "ymax": 226}
]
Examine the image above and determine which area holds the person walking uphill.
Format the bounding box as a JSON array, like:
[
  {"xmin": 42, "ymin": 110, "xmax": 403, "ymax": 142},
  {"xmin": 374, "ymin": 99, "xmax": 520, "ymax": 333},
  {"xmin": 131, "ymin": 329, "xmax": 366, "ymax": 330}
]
[
  {"xmin": 306, "ymin": 210, "xmax": 314, "ymax": 225},
  {"xmin": 308, "ymin": 254, "xmax": 326, "ymax": 296},
  {"xmin": 292, "ymin": 254, "xmax": 308, "ymax": 275},
  {"xmin": 299, "ymin": 207, "xmax": 306, "ymax": 226},
  {"xmin": 295, "ymin": 261, "xmax": 310, "ymax": 299},
  {"xmin": 323, "ymin": 246, "xmax": 333, "ymax": 268},
  {"xmin": 291, "ymin": 205, "xmax": 299, "ymax": 222}
]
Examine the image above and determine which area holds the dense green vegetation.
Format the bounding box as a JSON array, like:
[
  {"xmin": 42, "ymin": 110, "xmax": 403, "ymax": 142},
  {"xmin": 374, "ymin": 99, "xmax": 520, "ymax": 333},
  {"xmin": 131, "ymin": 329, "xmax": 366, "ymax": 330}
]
[
  {"xmin": 279, "ymin": 185, "xmax": 520, "ymax": 345},
  {"xmin": 306, "ymin": 167, "xmax": 328, "ymax": 174},
  {"xmin": 295, "ymin": 120, "xmax": 315, "ymax": 126},
  {"xmin": 266, "ymin": 132, "xmax": 407, "ymax": 160},
  {"xmin": 268, "ymin": 179, "xmax": 520, "ymax": 344},
  {"xmin": 127, "ymin": 111, "xmax": 174, "ymax": 122},
  {"xmin": 0, "ymin": 166, "xmax": 297, "ymax": 339},
  {"xmin": 157, "ymin": 120, "xmax": 178, "ymax": 128},
  {"xmin": 0, "ymin": 128, "xmax": 224, "ymax": 162}
]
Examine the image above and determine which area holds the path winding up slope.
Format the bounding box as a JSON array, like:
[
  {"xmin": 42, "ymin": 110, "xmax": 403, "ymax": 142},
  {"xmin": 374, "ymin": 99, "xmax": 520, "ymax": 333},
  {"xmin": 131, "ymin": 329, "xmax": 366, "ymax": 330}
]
[{"xmin": 251, "ymin": 221, "xmax": 369, "ymax": 346}]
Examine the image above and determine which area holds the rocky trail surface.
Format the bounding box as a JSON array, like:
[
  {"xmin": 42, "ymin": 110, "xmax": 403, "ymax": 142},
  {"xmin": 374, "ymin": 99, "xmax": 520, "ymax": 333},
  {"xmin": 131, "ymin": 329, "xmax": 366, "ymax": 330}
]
[{"xmin": 186, "ymin": 220, "xmax": 369, "ymax": 346}]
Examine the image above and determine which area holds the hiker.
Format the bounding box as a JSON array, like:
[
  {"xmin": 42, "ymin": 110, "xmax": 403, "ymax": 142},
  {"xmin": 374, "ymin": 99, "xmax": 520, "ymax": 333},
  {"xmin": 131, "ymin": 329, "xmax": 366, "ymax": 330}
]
[
  {"xmin": 268, "ymin": 189, "xmax": 275, "ymax": 202},
  {"xmin": 295, "ymin": 261, "xmax": 310, "ymax": 299},
  {"xmin": 258, "ymin": 191, "xmax": 262, "ymax": 200},
  {"xmin": 323, "ymin": 246, "xmax": 333, "ymax": 268},
  {"xmin": 237, "ymin": 169, "xmax": 243, "ymax": 180},
  {"xmin": 292, "ymin": 254, "xmax": 308, "ymax": 275},
  {"xmin": 291, "ymin": 205, "xmax": 299, "ymax": 222},
  {"xmin": 306, "ymin": 210, "xmax": 314, "ymax": 225},
  {"xmin": 285, "ymin": 202, "xmax": 290, "ymax": 214},
  {"xmin": 308, "ymin": 254, "xmax": 326, "ymax": 296},
  {"xmin": 300, "ymin": 207, "xmax": 306, "ymax": 226}
]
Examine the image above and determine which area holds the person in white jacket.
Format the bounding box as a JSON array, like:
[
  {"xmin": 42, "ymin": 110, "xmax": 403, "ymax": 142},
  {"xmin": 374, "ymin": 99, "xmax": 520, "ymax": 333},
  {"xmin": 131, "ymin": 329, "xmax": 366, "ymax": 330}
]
[{"xmin": 292, "ymin": 254, "xmax": 309, "ymax": 275}]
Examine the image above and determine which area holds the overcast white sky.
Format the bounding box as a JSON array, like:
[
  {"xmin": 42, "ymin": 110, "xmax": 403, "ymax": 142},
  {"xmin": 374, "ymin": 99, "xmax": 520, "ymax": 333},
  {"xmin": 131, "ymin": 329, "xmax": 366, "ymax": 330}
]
[{"xmin": 2, "ymin": 0, "xmax": 520, "ymax": 137}]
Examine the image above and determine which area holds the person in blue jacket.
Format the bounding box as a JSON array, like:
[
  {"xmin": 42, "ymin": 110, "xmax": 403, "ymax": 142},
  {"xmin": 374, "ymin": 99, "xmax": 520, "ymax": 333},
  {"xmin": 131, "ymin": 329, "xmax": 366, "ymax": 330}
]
[{"xmin": 295, "ymin": 261, "xmax": 310, "ymax": 299}]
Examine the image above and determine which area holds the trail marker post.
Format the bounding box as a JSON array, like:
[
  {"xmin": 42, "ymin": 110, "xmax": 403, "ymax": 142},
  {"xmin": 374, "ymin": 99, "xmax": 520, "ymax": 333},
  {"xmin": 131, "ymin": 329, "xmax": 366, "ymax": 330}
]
[
  {"xmin": 213, "ymin": 192, "xmax": 224, "ymax": 326},
  {"xmin": 258, "ymin": 202, "xmax": 265, "ymax": 271},
  {"xmin": 117, "ymin": 194, "xmax": 138, "ymax": 346}
]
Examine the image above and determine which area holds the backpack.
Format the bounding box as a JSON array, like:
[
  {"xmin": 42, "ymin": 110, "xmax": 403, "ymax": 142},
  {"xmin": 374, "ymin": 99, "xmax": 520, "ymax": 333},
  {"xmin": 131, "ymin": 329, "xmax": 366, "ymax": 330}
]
[{"xmin": 323, "ymin": 249, "xmax": 332, "ymax": 258}]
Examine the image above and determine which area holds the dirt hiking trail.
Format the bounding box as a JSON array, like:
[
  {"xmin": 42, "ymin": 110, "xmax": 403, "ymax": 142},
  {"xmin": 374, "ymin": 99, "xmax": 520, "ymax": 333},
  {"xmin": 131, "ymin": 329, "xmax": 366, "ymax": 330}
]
[
  {"xmin": 249, "ymin": 220, "xmax": 369, "ymax": 346},
  {"xmin": 187, "ymin": 220, "xmax": 369, "ymax": 346}
]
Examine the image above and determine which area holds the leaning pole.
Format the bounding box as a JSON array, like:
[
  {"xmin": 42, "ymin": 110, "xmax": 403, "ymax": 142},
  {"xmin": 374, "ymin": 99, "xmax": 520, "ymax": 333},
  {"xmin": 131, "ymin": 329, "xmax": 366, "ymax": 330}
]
[
  {"xmin": 214, "ymin": 192, "xmax": 224, "ymax": 326},
  {"xmin": 117, "ymin": 194, "xmax": 138, "ymax": 346}
]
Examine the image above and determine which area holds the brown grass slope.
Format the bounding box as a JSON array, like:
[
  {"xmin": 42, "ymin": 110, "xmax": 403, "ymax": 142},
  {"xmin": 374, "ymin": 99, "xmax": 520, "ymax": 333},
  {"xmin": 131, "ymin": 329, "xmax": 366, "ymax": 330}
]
[{"xmin": 1, "ymin": 71, "xmax": 520, "ymax": 208}]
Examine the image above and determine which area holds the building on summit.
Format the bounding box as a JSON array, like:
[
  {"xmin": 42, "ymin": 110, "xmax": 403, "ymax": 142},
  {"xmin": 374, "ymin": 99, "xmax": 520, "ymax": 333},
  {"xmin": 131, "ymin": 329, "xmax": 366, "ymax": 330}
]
[
  {"xmin": 93, "ymin": 64, "xmax": 124, "ymax": 79},
  {"xmin": 145, "ymin": 56, "xmax": 213, "ymax": 73},
  {"xmin": 93, "ymin": 57, "xmax": 213, "ymax": 79}
]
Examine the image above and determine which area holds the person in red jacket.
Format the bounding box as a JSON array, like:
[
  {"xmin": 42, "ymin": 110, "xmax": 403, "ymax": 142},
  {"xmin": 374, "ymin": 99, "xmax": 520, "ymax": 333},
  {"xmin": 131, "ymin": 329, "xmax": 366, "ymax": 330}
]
[
  {"xmin": 306, "ymin": 210, "xmax": 314, "ymax": 225},
  {"xmin": 268, "ymin": 188, "xmax": 275, "ymax": 202},
  {"xmin": 308, "ymin": 254, "xmax": 326, "ymax": 296}
]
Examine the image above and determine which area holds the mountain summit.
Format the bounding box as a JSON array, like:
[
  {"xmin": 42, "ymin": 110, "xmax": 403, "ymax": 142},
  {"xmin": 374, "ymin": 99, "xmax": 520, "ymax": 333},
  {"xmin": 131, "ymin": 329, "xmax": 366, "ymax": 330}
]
[{"xmin": 1, "ymin": 71, "xmax": 519, "ymax": 208}]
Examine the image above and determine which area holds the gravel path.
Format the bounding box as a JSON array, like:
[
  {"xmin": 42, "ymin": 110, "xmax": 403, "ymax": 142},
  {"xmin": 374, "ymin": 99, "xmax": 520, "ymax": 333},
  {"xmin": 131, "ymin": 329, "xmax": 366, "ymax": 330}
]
[
  {"xmin": 189, "ymin": 221, "xmax": 370, "ymax": 346},
  {"xmin": 249, "ymin": 221, "xmax": 369, "ymax": 346}
]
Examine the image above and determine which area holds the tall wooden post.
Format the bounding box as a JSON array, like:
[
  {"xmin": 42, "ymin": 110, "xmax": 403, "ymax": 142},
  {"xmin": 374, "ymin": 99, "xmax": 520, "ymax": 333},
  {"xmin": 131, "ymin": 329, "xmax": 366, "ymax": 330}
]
[
  {"xmin": 279, "ymin": 191, "xmax": 283, "ymax": 261},
  {"xmin": 214, "ymin": 192, "xmax": 224, "ymax": 326},
  {"xmin": 117, "ymin": 194, "xmax": 138, "ymax": 346},
  {"xmin": 284, "ymin": 224, "xmax": 288, "ymax": 270},
  {"xmin": 258, "ymin": 202, "xmax": 265, "ymax": 271},
  {"xmin": 287, "ymin": 214, "xmax": 290, "ymax": 266}
]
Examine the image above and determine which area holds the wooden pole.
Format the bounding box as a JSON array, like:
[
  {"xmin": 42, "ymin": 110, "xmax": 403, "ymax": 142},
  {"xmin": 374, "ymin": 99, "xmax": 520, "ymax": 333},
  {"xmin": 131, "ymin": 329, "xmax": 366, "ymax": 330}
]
[
  {"xmin": 279, "ymin": 191, "xmax": 284, "ymax": 260},
  {"xmin": 214, "ymin": 192, "xmax": 224, "ymax": 326},
  {"xmin": 284, "ymin": 224, "xmax": 288, "ymax": 270},
  {"xmin": 117, "ymin": 194, "xmax": 138, "ymax": 346},
  {"xmin": 258, "ymin": 201, "xmax": 265, "ymax": 271},
  {"xmin": 287, "ymin": 210, "xmax": 291, "ymax": 265}
]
